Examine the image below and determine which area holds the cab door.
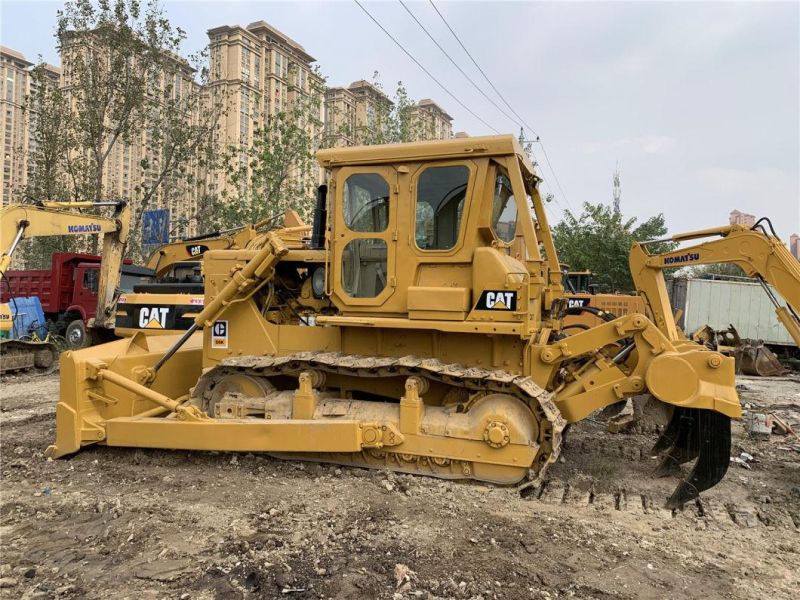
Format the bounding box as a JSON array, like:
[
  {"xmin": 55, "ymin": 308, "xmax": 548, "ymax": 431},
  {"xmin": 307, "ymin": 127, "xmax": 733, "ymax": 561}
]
[{"xmin": 331, "ymin": 166, "xmax": 398, "ymax": 309}]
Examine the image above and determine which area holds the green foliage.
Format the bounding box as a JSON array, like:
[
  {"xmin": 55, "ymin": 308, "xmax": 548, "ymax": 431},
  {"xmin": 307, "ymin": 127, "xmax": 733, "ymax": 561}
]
[
  {"xmin": 209, "ymin": 68, "xmax": 324, "ymax": 229},
  {"xmin": 24, "ymin": 0, "xmax": 223, "ymax": 261},
  {"xmin": 553, "ymin": 202, "xmax": 675, "ymax": 292}
]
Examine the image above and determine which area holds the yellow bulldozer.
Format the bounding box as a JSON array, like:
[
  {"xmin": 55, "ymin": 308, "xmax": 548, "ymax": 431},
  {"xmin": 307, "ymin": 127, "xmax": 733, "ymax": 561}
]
[{"xmin": 49, "ymin": 136, "xmax": 741, "ymax": 508}]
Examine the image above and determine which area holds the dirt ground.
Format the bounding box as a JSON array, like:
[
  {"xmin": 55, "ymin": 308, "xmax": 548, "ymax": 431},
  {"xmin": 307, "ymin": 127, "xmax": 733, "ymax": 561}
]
[{"xmin": 1, "ymin": 372, "xmax": 798, "ymax": 600}]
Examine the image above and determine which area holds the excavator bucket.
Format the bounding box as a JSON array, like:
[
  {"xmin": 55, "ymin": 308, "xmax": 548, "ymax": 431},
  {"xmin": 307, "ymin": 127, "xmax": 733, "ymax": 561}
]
[
  {"xmin": 652, "ymin": 407, "xmax": 731, "ymax": 508},
  {"xmin": 735, "ymin": 342, "xmax": 787, "ymax": 377}
]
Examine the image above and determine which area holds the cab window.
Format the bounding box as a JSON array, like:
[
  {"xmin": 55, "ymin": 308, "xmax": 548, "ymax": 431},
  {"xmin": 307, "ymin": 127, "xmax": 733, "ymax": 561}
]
[
  {"xmin": 343, "ymin": 173, "xmax": 389, "ymax": 232},
  {"xmin": 83, "ymin": 269, "xmax": 99, "ymax": 294},
  {"xmin": 415, "ymin": 165, "xmax": 468, "ymax": 250},
  {"xmin": 341, "ymin": 238, "xmax": 388, "ymax": 298},
  {"xmin": 492, "ymin": 169, "xmax": 517, "ymax": 243}
]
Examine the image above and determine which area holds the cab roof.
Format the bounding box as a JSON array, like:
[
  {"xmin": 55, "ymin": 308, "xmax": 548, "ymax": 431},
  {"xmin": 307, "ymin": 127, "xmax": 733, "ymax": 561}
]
[{"xmin": 317, "ymin": 134, "xmax": 535, "ymax": 178}]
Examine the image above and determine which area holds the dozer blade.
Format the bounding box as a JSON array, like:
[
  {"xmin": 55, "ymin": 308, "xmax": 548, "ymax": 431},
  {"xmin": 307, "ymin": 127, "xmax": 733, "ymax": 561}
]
[
  {"xmin": 656, "ymin": 407, "xmax": 731, "ymax": 509},
  {"xmin": 735, "ymin": 342, "xmax": 787, "ymax": 377}
]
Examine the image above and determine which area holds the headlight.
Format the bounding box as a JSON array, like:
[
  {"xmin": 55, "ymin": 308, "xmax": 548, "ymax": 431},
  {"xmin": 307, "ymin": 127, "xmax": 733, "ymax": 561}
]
[{"xmin": 311, "ymin": 266, "xmax": 325, "ymax": 298}]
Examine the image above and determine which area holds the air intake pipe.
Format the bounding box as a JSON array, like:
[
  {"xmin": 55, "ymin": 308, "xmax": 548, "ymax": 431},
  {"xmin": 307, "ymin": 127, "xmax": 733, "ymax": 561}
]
[{"xmin": 311, "ymin": 184, "xmax": 328, "ymax": 250}]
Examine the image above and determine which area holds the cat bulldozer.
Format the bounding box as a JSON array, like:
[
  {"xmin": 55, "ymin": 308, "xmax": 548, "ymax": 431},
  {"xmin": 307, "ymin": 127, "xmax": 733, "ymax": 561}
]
[{"xmin": 49, "ymin": 136, "xmax": 740, "ymax": 508}]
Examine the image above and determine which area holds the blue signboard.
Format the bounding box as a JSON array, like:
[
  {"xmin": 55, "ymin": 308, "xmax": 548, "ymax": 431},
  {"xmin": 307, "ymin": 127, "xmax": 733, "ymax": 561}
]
[{"xmin": 142, "ymin": 208, "xmax": 170, "ymax": 245}]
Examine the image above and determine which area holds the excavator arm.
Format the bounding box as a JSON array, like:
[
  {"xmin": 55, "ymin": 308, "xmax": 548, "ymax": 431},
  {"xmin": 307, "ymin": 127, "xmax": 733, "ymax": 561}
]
[
  {"xmin": 144, "ymin": 208, "xmax": 309, "ymax": 278},
  {"xmin": 0, "ymin": 201, "xmax": 131, "ymax": 330},
  {"xmin": 630, "ymin": 221, "xmax": 800, "ymax": 347}
]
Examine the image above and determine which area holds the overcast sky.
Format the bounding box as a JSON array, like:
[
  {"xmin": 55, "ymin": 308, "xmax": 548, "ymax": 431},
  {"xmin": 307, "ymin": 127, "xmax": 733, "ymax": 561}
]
[{"xmin": 2, "ymin": 0, "xmax": 798, "ymax": 242}]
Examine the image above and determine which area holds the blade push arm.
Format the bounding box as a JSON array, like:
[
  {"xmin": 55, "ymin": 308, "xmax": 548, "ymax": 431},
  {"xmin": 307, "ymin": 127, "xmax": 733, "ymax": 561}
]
[{"xmin": 630, "ymin": 224, "xmax": 800, "ymax": 346}]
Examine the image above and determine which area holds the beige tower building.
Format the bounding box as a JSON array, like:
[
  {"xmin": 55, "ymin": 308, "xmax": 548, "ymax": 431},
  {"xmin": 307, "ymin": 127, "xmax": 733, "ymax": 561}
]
[
  {"xmin": 324, "ymin": 80, "xmax": 453, "ymax": 146},
  {"xmin": 1, "ymin": 46, "xmax": 32, "ymax": 207},
  {"xmin": 790, "ymin": 233, "xmax": 799, "ymax": 260},
  {"xmin": 207, "ymin": 21, "xmax": 324, "ymax": 196},
  {"xmin": 729, "ymin": 209, "xmax": 755, "ymax": 228},
  {"xmin": 1, "ymin": 47, "xmax": 59, "ymax": 207},
  {"xmin": 324, "ymin": 79, "xmax": 392, "ymax": 146},
  {"xmin": 409, "ymin": 98, "xmax": 453, "ymax": 141},
  {"xmin": 59, "ymin": 34, "xmax": 204, "ymax": 240}
]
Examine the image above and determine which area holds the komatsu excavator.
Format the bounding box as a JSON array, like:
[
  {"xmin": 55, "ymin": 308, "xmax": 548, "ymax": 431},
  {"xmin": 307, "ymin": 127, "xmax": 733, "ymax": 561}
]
[
  {"xmin": 49, "ymin": 136, "xmax": 740, "ymax": 508},
  {"xmin": 630, "ymin": 219, "xmax": 800, "ymax": 375},
  {"xmin": 0, "ymin": 201, "xmax": 129, "ymax": 374}
]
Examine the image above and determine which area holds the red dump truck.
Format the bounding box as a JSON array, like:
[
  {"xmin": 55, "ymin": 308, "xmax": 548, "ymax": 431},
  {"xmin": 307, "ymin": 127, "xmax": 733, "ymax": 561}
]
[{"xmin": 0, "ymin": 252, "xmax": 153, "ymax": 348}]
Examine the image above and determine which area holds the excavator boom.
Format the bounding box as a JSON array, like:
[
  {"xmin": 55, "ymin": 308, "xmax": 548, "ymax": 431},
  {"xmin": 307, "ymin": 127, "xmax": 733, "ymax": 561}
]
[
  {"xmin": 630, "ymin": 220, "xmax": 800, "ymax": 347},
  {"xmin": 0, "ymin": 202, "xmax": 130, "ymax": 374}
]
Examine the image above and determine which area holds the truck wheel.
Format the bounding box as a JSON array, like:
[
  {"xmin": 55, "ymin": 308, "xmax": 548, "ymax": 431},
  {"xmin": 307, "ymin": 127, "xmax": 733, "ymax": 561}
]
[{"xmin": 65, "ymin": 320, "xmax": 91, "ymax": 350}]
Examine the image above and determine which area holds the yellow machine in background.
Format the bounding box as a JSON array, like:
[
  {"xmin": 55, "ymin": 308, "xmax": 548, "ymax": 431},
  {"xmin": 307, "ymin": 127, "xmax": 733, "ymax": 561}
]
[
  {"xmin": 0, "ymin": 201, "xmax": 129, "ymax": 374},
  {"xmin": 51, "ymin": 136, "xmax": 740, "ymax": 508},
  {"xmin": 630, "ymin": 220, "xmax": 800, "ymax": 375},
  {"xmin": 561, "ymin": 270, "xmax": 646, "ymax": 331},
  {"xmin": 114, "ymin": 210, "xmax": 310, "ymax": 336}
]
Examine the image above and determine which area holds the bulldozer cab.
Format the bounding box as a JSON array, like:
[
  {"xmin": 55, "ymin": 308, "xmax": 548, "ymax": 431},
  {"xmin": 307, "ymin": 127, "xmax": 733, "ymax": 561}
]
[{"xmin": 319, "ymin": 136, "xmax": 552, "ymax": 329}]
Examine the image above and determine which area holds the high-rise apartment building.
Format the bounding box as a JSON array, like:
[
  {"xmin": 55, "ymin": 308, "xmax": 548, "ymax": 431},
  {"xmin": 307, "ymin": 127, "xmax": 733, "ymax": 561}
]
[
  {"xmin": 324, "ymin": 79, "xmax": 392, "ymax": 146},
  {"xmin": 1, "ymin": 46, "xmax": 32, "ymax": 207},
  {"xmin": 790, "ymin": 233, "xmax": 799, "ymax": 260},
  {"xmin": 1, "ymin": 47, "xmax": 59, "ymax": 206},
  {"xmin": 729, "ymin": 209, "xmax": 755, "ymax": 228},
  {"xmin": 324, "ymin": 80, "xmax": 452, "ymax": 146},
  {"xmin": 409, "ymin": 98, "xmax": 453, "ymax": 141},
  {"xmin": 207, "ymin": 21, "xmax": 324, "ymax": 195},
  {"xmin": 59, "ymin": 33, "xmax": 204, "ymax": 240},
  {"xmin": 5, "ymin": 18, "xmax": 459, "ymax": 241}
]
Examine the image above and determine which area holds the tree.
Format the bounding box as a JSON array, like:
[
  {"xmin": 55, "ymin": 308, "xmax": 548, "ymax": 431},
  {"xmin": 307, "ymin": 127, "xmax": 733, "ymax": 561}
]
[
  {"xmin": 210, "ymin": 67, "xmax": 324, "ymax": 228},
  {"xmin": 553, "ymin": 202, "xmax": 676, "ymax": 292},
  {"xmin": 24, "ymin": 0, "xmax": 223, "ymax": 259},
  {"xmin": 18, "ymin": 64, "xmax": 79, "ymax": 268}
]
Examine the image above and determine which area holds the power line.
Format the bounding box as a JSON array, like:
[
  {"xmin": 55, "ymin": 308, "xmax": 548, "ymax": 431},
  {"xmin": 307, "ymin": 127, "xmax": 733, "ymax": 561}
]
[
  {"xmin": 428, "ymin": 0, "xmax": 536, "ymax": 137},
  {"xmin": 538, "ymin": 141, "xmax": 573, "ymax": 212},
  {"xmin": 398, "ymin": 0, "xmax": 522, "ymax": 131},
  {"xmin": 353, "ymin": 0, "xmax": 501, "ymax": 134},
  {"xmin": 428, "ymin": 0, "xmax": 574, "ymax": 212}
]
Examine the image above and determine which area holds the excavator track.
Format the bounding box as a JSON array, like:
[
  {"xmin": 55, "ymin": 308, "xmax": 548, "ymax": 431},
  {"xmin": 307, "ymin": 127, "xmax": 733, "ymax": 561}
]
[
  {"xmin": 0, "ymin": 340, "xmax": 58, "ymax": 376},
  {"xmin": 192, "ymin": 352, "xmax": 566, "ymax": 487}
]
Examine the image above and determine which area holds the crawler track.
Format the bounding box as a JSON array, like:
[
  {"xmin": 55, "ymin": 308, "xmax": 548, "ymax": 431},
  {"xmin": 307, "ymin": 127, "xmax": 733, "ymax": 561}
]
[{"xmin": 192, "ymin": 352, "xmax": 567, "ymax": 486}]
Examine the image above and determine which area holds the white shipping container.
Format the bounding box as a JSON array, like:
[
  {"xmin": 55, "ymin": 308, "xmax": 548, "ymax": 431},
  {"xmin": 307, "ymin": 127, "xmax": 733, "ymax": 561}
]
[{"xmin": 667, "ymin": 277, "xmax": 795, "ymax": 347}]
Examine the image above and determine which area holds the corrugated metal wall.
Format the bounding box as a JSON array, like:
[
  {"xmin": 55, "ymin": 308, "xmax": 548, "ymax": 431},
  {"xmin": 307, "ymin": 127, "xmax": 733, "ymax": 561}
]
[{"xmin": 668, "ymin": 277, "xmax": 794, "ymax": 346}]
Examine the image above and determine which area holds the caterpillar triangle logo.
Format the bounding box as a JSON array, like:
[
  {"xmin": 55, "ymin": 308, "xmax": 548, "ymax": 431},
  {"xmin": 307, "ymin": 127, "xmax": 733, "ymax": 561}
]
[
  {"xmin": 475, "ymin": 290, "xmax": 517, "ymax": 311},
  {"xmin": 144, "ymin": 317, "xmax": 164, "ymax": 329},
  {"xmin": 491, "ymin": 299, "xmax": 508, "ymax": 310}
]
